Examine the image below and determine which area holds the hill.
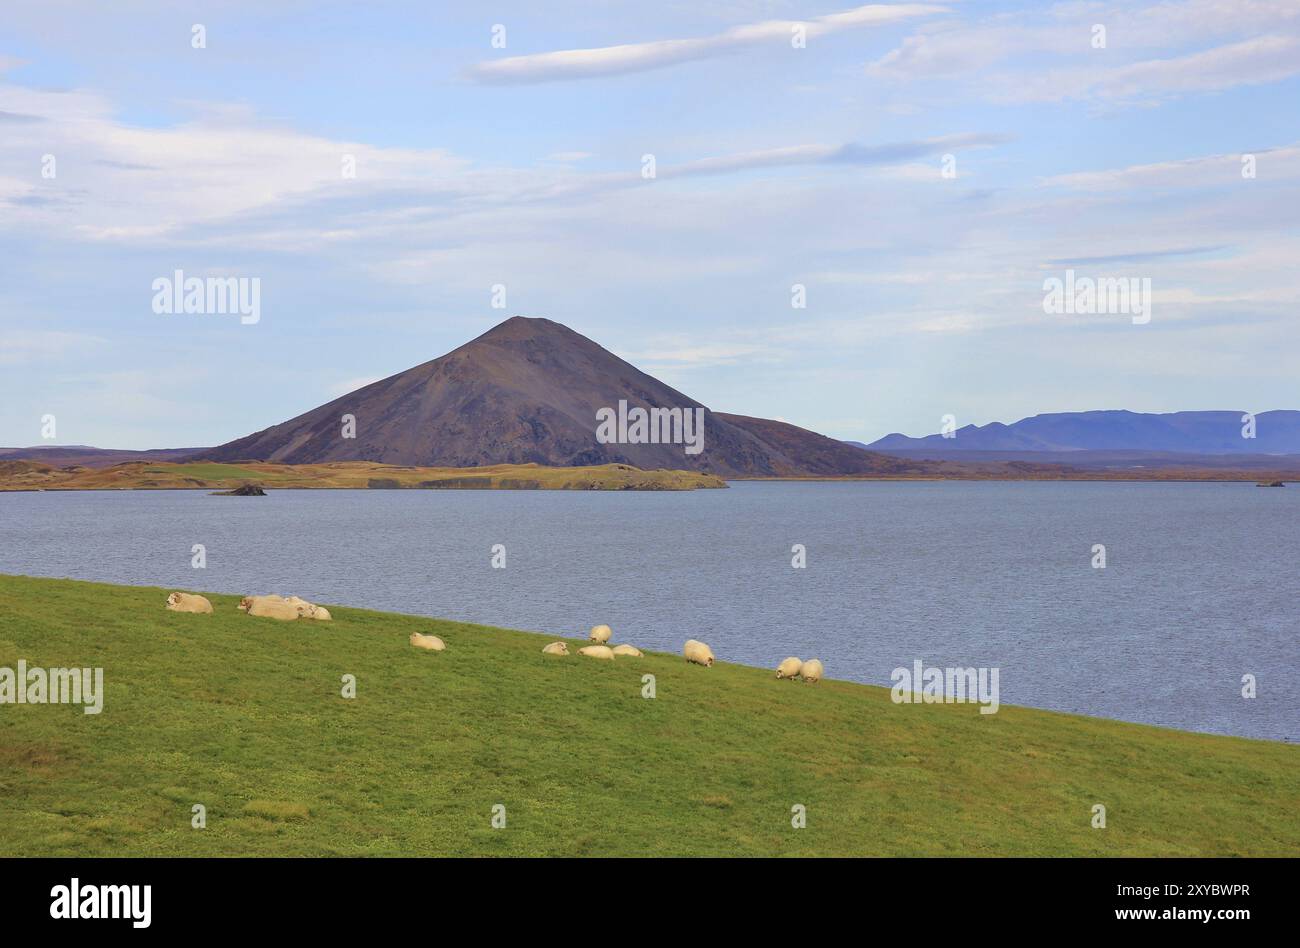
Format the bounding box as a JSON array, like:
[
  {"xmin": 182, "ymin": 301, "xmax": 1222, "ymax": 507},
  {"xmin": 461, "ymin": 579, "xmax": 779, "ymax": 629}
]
[
  {"xmin": 868, "ymin": 409, "xmax": 1300, "ymax": 454},
  {"xmin": 0, "ymin": 446, "xmax": 204, "ymax": 469},
  {"xmin": 203, "ymin": 316, "xmax": 915, "ymax": 478},
  {"xmin": 1, "ymin": 574, "xmax": 1295, "ymax": 856}
]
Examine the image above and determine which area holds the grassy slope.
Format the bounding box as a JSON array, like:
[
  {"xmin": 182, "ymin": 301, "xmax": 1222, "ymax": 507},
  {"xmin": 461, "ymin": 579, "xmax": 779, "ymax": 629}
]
[
  {"xmin": 0, "ymin": 575, "xmax": 1295, "ymax": 857},
  {"xmin": 0, "ymin": 461, "xmax": 726, "ymax": 492}
]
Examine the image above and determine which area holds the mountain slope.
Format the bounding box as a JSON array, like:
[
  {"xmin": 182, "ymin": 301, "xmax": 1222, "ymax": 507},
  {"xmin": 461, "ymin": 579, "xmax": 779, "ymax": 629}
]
[
  {"xmin": 868, "ymin": 409, "xmax": 1300, "ymax": 455},
  {"xmin": 205, "ymin": 316, "xmax": 910, "ymax": 477}
]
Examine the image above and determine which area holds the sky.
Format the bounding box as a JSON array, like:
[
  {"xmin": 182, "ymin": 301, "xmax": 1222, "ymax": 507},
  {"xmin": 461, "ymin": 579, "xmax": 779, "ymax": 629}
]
[{"xmin": 1, "ymin": 0, "xmax": 1297, "ymax": 450}]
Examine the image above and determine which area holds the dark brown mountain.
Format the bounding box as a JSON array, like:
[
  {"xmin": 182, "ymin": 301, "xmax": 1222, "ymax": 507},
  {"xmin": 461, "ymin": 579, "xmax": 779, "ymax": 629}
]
[{"xmin": 202, "ymin": 316, "xmax": 917, "ymax": 477}]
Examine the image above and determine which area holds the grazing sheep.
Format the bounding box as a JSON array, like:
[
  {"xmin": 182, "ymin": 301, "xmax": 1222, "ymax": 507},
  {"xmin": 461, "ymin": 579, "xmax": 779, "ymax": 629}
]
[
  {"xmin": 542, "ymin": 642, "xmax": 570, "ymax": 656},
  {"xmin": 578, "ymin": 645, "xmax": 615, "ymax": 660},
  {"xmin": 589, "ymin": 624, "xmax": 612, "ymax": 644},
  {"xmin": 611, "ymin": 644, "xmax": 643, "ymax": 657},
  {"xmin": 165, "ymin": 592, "xmax": 213, "ymax": 615},
  {"xmin": 410, "ymin": 633, "xmax": 445, "ymax": 651},
  {"xmin": 776, "ymin": 657, "xmax": 803, "ymax": 679},
  {"xmin": 801, "ymin": 658, "xmax": 824, "ymax": 683},
  {"xmin": 683, "ymin": 639, "xmax": 715, "ymax": 667}
]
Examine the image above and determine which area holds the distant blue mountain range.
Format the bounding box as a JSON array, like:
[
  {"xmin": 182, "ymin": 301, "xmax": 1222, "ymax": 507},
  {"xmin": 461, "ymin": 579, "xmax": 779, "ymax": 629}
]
[{"xmin": 863, "ymin": 410, "xmax": 1300, "ymax": 455}]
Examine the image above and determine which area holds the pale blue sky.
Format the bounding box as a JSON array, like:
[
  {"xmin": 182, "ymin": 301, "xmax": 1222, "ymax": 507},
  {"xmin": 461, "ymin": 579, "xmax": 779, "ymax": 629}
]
[{"xmin": 2, "ymin": 0, "xmax": 1297, "ymax": 449}]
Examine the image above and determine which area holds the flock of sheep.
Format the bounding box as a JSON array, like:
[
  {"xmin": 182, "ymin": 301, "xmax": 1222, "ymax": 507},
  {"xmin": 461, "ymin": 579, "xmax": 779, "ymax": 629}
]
[
  {"xmin": 165, "ymin": 592, "xmax": 824, "ymax": 682},
  {"xmin": 166, "ymin": 591, "xmax": 333, "ymax": 621},
  {"xmin": 540, "ymin": 624, "xmax": 824, "ymax": 682}
]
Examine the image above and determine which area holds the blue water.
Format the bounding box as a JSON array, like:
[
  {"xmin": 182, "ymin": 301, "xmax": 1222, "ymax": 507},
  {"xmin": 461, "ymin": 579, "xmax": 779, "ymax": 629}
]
[{"xmin": 0, "ymin": 481, "xmax": 1295, "ymax": 741}]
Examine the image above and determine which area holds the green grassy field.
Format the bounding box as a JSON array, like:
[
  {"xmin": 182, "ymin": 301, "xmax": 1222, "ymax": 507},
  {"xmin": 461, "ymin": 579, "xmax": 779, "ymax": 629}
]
[{"xmin": 0, "ymin": 574, "xmax": 1295, "ymax": 856}]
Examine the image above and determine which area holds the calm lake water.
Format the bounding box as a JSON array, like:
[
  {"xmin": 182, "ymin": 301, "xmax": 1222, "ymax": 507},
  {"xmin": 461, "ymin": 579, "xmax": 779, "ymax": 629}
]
[{"xmin": 1, "ymin": 482, "xmax": 1295, "ymax": 741}]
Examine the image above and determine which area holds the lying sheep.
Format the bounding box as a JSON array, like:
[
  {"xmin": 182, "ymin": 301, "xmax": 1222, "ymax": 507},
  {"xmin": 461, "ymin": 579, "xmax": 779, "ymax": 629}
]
[
  {"xmin": 542, "ymin": 642, "xmax": 570, "ymax": 656},
  {"xmin": 611, "ymin": 644, "xmax": 643, "ymax": 657},
  {"xmin": 165, "ymin": 592, "xmax": 213, "ymax": 615},
  {"xmin": 238, "ymin": 595, "xmax": 330, "ymax": 621},
  {"xmin": 776, "ymin": 657, "xmax": 803, "ymax": 679},
  {"xmin": 578, "ymin": 645, "xmax": 615, "ymax": 660},
  {"xmin": 683, "ymin": 639, "xmax": 715, "ymax": 667},
  {"xmin": 239, "ymin": 595, "xmax": 303, "ymax": 621},
  {"xmin": 410, "ymin": 633, "xmax": 445, "ymax": 651},
  {"xmin": 283, "ymin": 596, "xmax": 332, "ymax": 621},
  {"xmin": 589, "ymin": 624, "xmax": 612, "ymax": 644},
  {"xmin": 801, "ymin": 658, "xmax": 824, "ymax": 683}
]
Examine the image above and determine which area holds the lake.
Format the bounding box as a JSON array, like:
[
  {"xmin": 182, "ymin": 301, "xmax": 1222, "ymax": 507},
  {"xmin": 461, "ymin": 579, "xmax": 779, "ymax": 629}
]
[{"xmin": 1, "ymin": 481, "xmax": 1294, "ymax": 741}]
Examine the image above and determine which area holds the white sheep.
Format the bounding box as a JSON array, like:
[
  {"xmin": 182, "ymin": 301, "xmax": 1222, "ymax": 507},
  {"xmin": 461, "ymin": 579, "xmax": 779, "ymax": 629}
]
[
  {"xmin": 589, "ymin": 624, "xmax": 612, "ymax": 644},
  {"xmin": 776, "ymin": 657, "xmax": 803, "ymax": 679},
  {"xmin": 578, "ymin": 645, "xmax": 615, "ymax": 660},
  {"xmin": 683, "ymin": 639, "xmax": 715, "ymax": 667},
  {"xmin": 239, "ymin": 595, "xmax": 302, "ymax": 621},
  {"xmin": 801, "ymin": 658, "xmax": 824, "ymax": 683},
  {"xmin": 165, "ymin": 592, "xmax": 213, "ymax": 615}
]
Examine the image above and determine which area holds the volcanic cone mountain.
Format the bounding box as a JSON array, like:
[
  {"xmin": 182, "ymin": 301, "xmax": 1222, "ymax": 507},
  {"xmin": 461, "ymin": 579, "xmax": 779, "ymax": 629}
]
[{"xmin": 204, "ymin": 316, "xmax": 913, "ymax": 477}]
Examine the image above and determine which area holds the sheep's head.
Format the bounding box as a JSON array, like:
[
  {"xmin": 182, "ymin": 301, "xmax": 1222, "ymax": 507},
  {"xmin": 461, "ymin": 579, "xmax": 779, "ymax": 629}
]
[
  {"xmin": 238, "ymin": 597, "xmax": 252, "ymax": 612},
  {"xmin": 705, "ymin": 656, "xmax": 714, "ymax": 667},
  {"xmin": 166, "ymin": 593, "xmax": 179, "ymax": 606}
]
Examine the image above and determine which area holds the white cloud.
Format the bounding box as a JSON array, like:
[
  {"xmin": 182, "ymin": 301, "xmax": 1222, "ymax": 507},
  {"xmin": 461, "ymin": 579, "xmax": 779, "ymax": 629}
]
[
  {"xmin": 1008, "ymin": 35, "xmax": 1300, "ymax": 104},
  {"xmin": 468, "ymin": 3, "xmax": 945, "ymax": 83},
  {"xmin": 0, "ymin": 82, "xmax": 469, "ymax": 242},
  {"xmin": 868, "ymin": 0, "xmax": 1300, "ymax": 105},
  {"xmin": 665, "ymin": 133, "xmax": 1008, "ymax": 177},
  {"xmin": 1043, "ymin": 144, "xmax": 1300, "ymax": 190}
]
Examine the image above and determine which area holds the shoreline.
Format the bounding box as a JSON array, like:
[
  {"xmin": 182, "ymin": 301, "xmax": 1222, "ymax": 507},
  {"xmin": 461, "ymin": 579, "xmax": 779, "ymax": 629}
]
[
  {"xmin": 2, "ymin": 573, "xmax": 1295, "ymax": 856},
  {"xmin": 0, "ymin": 571, "xmax": 1290, "ymax": 745}
]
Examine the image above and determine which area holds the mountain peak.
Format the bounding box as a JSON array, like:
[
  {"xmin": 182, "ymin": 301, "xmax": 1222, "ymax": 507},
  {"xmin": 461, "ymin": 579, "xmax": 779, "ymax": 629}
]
[
  {"xmin": 203, "ymin": 317, "xmax": 901, "ymax": 476},
  {"xmin": 474, "ymin": 315, "xmax": 573, "ymax": 342}
]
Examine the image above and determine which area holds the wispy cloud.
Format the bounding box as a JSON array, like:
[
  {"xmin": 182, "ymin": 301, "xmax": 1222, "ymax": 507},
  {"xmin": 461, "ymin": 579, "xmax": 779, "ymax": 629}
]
[
  {"xmin": 468, "ymin": 3, "xmax": 944, "ymax": 83},
  {"xmin": 665, "ymin": 133, "xmax": 1009, "ymax": 177},
  {"xmin": 0, "ymin": 330, "xmax": 106, "ymax": 365},
  {"xmin": 1043, "ymin": 144, "xmax": 1300, "ymax": 190},
  {"xmin": 1044, "ymin": 246, "xmax": 1228, "ymax": 266},
  {"xmin": 1009, "ymin": 35, "xmax": 1300, "ymax": 104},
  {"xmin": 868, "ymin": 0, "xmax": 1300, "ymax": 105}
]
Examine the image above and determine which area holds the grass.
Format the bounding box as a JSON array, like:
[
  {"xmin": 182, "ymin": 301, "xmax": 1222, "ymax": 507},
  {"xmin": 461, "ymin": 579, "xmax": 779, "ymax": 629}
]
[
  {"xmin": 141, "ymin": 463, "xmax": 288, "ymax": 481},
  {"xmin": 0, "ymin": 461, "xmax": 725, "ymax": 492},
  {"xmin": 0, "ymin": 574, "xmax": 1295, "ymax": 856}
]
